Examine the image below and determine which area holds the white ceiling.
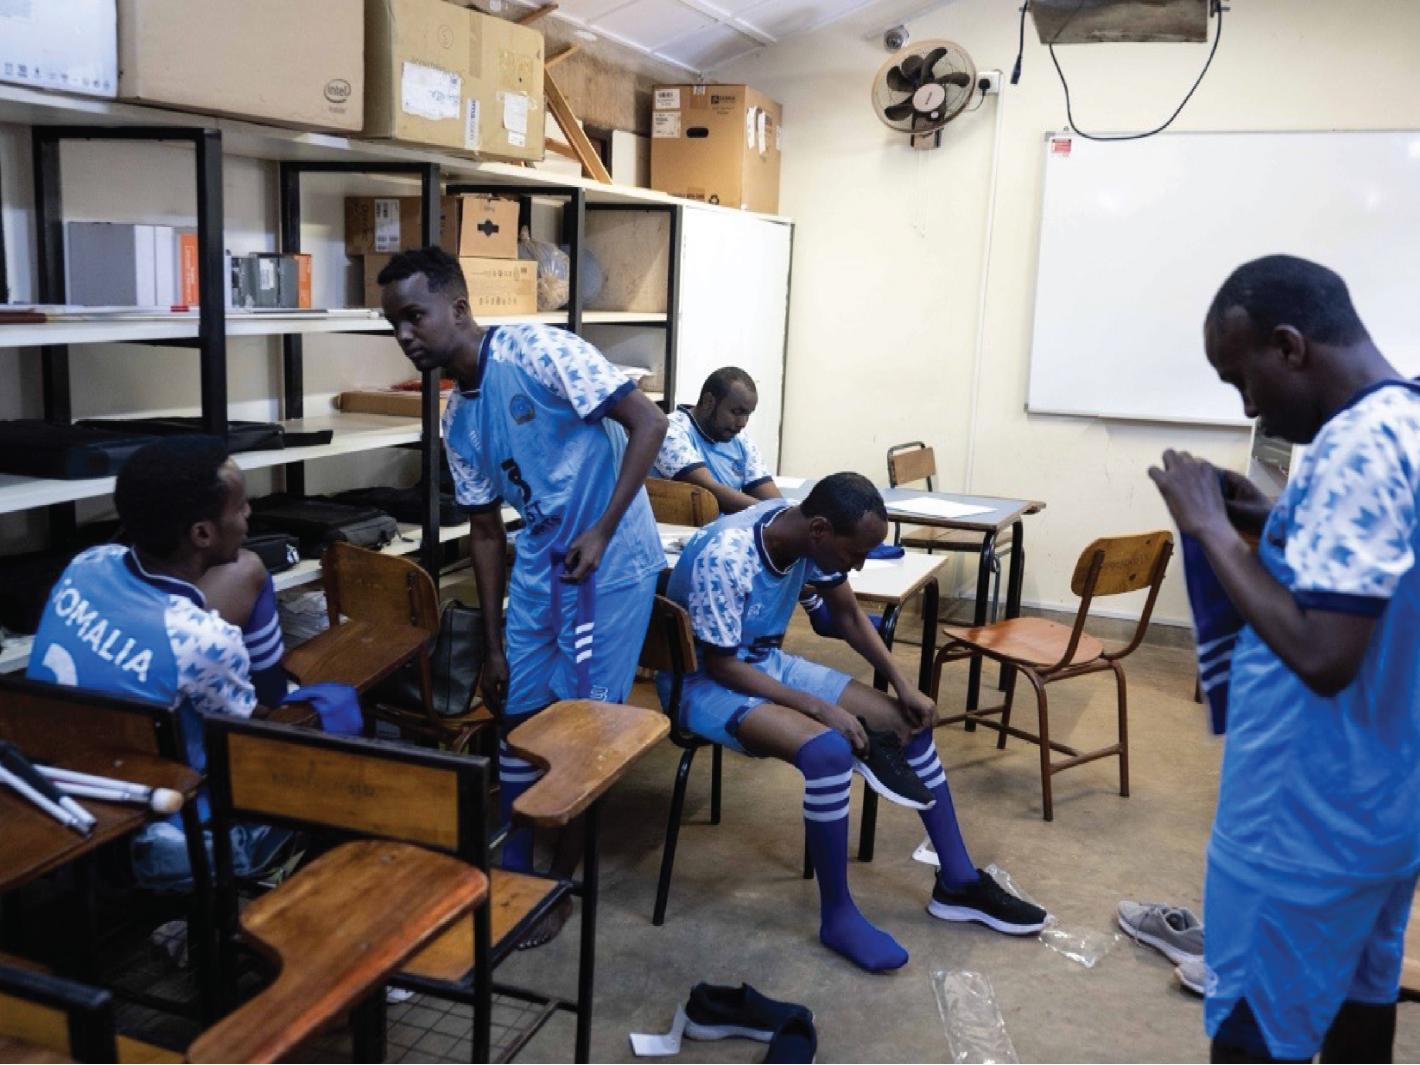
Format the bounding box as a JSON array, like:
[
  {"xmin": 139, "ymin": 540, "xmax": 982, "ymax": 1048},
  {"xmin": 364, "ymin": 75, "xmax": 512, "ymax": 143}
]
[{"xmin": 497, "ymin": 0, "xmax": 941, "ymax": 74}]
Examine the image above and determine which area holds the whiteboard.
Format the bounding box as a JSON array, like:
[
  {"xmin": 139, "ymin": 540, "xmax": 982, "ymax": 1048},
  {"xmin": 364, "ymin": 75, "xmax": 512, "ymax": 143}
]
[{"xmin": 1027, "ymin": 129, "xmax": 1420, "ymax": 425}]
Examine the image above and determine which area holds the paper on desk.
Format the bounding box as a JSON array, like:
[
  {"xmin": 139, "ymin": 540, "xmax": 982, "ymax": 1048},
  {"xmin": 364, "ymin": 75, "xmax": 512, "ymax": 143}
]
[
  {"xmin": 775, "ymin": 475, "xmax": 807, "ymax": 489},
  {"xmin": 890, "ymin": 497, "xmax": 994, "ymax": 520},
  {"xmin": 861, "ymin": 558, "xmax": 895, "ymax": 571}
]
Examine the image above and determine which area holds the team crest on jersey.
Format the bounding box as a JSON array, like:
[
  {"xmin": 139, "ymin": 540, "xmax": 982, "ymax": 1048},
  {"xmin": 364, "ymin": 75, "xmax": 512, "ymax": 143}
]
[
  {"xmin": 747, "ymin": 603, "xmax": 765, "ymax": 620},
  {"xmin": 509, "ymin": 393, "xmax": 536, "ymax": 424}
]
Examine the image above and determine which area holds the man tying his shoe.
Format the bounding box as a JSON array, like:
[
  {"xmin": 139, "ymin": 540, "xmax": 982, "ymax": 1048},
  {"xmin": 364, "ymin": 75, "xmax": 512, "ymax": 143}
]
[{"xmin": 661, "ymin": 472, "xmax": 1047, "ymax": 972}]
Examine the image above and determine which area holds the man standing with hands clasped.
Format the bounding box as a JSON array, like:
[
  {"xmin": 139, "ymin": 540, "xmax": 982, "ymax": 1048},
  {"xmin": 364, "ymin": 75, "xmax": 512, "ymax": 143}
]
[{"xmin": 1149, "ymin": 255, "xmax": 1420, "ymax": 1064}]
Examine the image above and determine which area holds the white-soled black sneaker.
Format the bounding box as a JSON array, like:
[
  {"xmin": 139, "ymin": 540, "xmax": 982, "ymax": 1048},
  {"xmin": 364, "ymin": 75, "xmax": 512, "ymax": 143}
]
[
  {"xmin": 852, "ymin": 718, "xmax": 934, "ymax": 810},
  {"xmin": 928, "ymin": 868, "xmax": 1049, "ymax": 935}
]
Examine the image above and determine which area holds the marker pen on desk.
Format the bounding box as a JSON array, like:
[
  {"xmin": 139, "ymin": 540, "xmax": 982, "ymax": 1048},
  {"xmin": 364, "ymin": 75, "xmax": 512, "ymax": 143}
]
[{"xmin": 0, "ymin": 742, "xmax": 96, "ymax": 831}]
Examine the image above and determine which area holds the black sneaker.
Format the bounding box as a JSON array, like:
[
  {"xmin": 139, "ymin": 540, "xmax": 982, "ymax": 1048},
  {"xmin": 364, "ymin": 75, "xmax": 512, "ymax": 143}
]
[
  {"xmin": 852, "ymin": 718, "xmax": 935, "ymax": 810},
  {"xmin": 684, "ymin": 983, "xmax": 812, "ymax": 1043},
  {"xmin": 928, "ymin": 868, "xmax": 1049, "ymax": 934}
]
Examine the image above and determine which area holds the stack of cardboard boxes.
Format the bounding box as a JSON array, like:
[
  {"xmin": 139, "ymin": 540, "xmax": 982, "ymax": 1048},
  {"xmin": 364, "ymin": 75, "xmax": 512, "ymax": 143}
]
[
  {"xmin": 347, "ymin": 194, "xmax": 533, "ymax": 315},
  {"xmin": 649, "ymin": 84, "xmax": 783, "ymax": 215}
]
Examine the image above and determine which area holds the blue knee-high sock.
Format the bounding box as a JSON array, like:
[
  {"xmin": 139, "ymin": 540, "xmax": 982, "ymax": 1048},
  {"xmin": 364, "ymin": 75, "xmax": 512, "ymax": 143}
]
[
  {"xmin": 499, "ymin": 733, "xmax": 543, "ymax": 872},
  {"xmin": 905, "ymin": 730, "xmax": 978, "ymax": 887},
  {"xmin": 795, "ymin": 731, "xmax": 907, "ymax": 973}
]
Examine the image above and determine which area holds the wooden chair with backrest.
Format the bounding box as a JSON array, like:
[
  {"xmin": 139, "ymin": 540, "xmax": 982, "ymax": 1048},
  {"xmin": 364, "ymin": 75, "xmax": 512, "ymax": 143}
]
[
  {"xmin": 645, "ymin": 477, "xmax": 721, "ymax": 527},
  {"xmin": 0, "ymin": 674, "xmax": 218, "ymax": 1021},
  {"xmin": 285, "ymin": 541, "xmax": 493, "ymax": 752},
  {"xmin": 887, "ymin": 441, "xmax": 1015, "ymax": 620},
  {"xmin": 0, "ymin": 963, "xmax": 147, "ymax": 1064},
  {"xmin": 201, "ymin": 700, "xmax": 666, "ymax": 1063},
  {"xmin": 631, "ymin": 596, "xmax": 720, "ymax": 926},
  {"xmin": 929, "ymin": 531, "xmax": 1174, "ymax": 821}
]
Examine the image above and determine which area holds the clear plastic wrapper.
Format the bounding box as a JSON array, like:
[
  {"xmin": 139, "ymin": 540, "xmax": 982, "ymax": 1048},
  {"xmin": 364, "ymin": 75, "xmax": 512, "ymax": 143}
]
[
  {"xmin": 983, "ymin": 863, "xmax": 1121, "ymax": 969},
  {"xmin": 931, "ymin": 970, "xmax": 1018, "ymax": 1064}
]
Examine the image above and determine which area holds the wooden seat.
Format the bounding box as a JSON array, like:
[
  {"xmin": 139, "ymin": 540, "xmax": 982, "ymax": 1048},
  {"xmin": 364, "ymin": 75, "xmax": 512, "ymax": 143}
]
[
  {"xmin": 403, "ymin": 869, "xmax": 563, "ymax": 982},
  {"xmin": 189, "ymin": 840, "xmax": 485, "ymax": 1064},
  {"xmin": 0, "ymin": 963, "xmax": 183, "ymax": 1064},
  {"xmin": 297, "ymin": 542, "xmax": 492, "ymax": 753},
  {"xmin": 645, "ymin": 477, "xmax": 720, "ymax": 526},
  {"xmin": 931, "ymin": 531, "xmax": 1174, "ymax": 821},
  {"xmin": 283, "ymin": 617, "xmax": 431, "ymax": 692}
]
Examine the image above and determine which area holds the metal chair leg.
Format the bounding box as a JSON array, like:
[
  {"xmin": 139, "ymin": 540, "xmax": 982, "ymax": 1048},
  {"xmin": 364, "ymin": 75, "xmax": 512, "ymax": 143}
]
[
  {"xmin": 802, "ymin": 835, "xmax": 813, "ymax": 880},
  {"xmin": 351, "ymin": 989, "xmax": 387, "ymax": 1064},
  {"xmin": 575, "ymin": 803, "xmax": 600, "ymax": 1063},
  {"xmin": 653, "ymin": 747, "xmax": 698, "ymax": 926},
  {"xmin": 1113, "ymin": 661, "xmax": 1130, "ymax": 798},
  {"xmin": 1027, "ymin": 672, "xmax": 1054, "ymax": 822},
  {"xmin": 710, "ymin": 744, "xmax": 723, "ymax": 826},
  {"xmin": 857, "ymin": 785, "xmax": 878, "ymax": 862},
  {"xmin": 997, "ymin": 667, "xmax": 1019, "ymax": 751}
]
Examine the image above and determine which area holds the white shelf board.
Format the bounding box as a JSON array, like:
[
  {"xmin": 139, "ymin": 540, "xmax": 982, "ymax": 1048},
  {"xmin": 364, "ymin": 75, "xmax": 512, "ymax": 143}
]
[
  {"xmin": 0, "ymin": 413, "xmax": 421, "ymax": 515},
  {"xmin": 0, "ymin": 83, "xmax": 789, "ymax": 221},
  {"xmin": 0, "ymin": 309, "xmax": 668, "ymax": 349}
]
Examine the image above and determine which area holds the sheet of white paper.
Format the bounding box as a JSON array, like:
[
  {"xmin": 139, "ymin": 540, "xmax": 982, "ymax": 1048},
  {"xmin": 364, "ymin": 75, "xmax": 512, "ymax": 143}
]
[
  {"xmin": 774, "ymin": 475, "xmax": 807, "ymax": 489},
  {"xmin": 861, "ymin": 558, "xmax": 895, "ymax": 571},
  {"xmin": 890, "ymin": 497, "xmax": 994, "ymax": 520}
]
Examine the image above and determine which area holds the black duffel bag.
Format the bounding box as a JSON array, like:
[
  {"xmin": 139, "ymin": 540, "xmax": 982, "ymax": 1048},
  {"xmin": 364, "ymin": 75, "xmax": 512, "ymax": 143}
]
[
  {"xmin": 0, "ymin": 421, "xmax": 162, "ymax": 479},
  {"xmin": 249, "ymin": 495, "xmax": 401, "ymax": 559},
  {"xmin": 242, "ymin": 533, "xmax": 301, "ymax": 573},
  {"xmin": 331, "ymin": 484, "xmax": 470, "ymax": 527},
  {"xmin": 372, "ymin": 600, "xmax": 485, "ymax": 717}
]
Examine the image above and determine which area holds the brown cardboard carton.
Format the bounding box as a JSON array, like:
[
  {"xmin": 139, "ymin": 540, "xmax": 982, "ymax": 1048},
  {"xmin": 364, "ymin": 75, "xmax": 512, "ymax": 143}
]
[
  {"xmin": 460, "ymin": 257, "xmax": 536, "ymax": 316},
  {"xmin": 360, "ymin": 254, "xmax": 396, "ymax": 308},
  {"xmin": 458, "ymin": 195, "xmax": 520, "ymax": 259},
  {"xmin": 117, "ymin": 0, "xmax": 363, "ymax": 131},
  {"xmin": 650, "ymin": 84, "xmax": 782, "ymax": 214},
  {"xmin": 337, "ymin": 387, "xmax": 450, "ymax": 417},
  {"xmin": 346, "ymin": 196, "xmax": 459, "ymax": 255},
  {"xmin": 364, "ymin": 0, "xmax": 545, "ymax": 162}
]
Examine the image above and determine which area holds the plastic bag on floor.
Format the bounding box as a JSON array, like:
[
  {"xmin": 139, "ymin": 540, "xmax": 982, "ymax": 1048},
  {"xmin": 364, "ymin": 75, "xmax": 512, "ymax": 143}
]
[
  {"xmin": 983, "ymin": 864, "xmax": 1121, "ymax": 969},
  {"xmin": 931, "ymin": 970, "xmax": 1018, "ymax": 1064}
]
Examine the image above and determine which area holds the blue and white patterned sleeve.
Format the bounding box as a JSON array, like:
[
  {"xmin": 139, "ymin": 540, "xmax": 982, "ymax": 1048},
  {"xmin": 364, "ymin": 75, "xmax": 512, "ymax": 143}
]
[
  {"xmin": 655, "ymin": 413, "xmax": 704, "ymax": 479},
  {"xmin": 687, "ymin": 528, "xmax": 757, "ymax": 654},
  {"xmin": 441, "ymin": 396, "xmax": 499, "ymax": 509},
  {"xmin": 1286, "ymin": 389, "xmax": 1420, "ymax": 616},
  {"xmin": 166, "ymin": 600, "xmax": 257, "ymax": 719},
  {"xmin": 741, "ymin": 435, "xmax": 773, "ymax": 490},
  {"xmin": 501, "ymin": 325, "xmax": 633, "ymax": 422}
]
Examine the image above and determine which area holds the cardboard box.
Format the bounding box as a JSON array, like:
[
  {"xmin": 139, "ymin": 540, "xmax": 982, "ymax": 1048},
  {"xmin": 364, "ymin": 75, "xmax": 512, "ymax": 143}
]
[
  {"xmin": 337, "ymin": 387, "xmax": 450, "ymax": 417},
  {"xmin": 345, "ymin": 194, "xmax": 517, "ymax": 256},
  {"xmin": 117, "ymin": 0, "xmax": 363, "ymax": 131},
  {"xmin": 460, "ymin": 257, "xmax": 536, "ymax": 316},
  {"xmin": 364, "ymin": 0, "xmax": 545, "ymax": 162},
  {"xmin": 0, "ymin": 0, "xmax": 117, "ymax": 99},
  {"xmin": 650, "ymin": 84, "xmax": 782, "ymax": 214},
  {"xmin": 359, "ymin": 254, "xmax": 395, "ymax": 309},
  {"xmin": 458, "ymin": 195, "xmax": 520, "ymax": 259}
]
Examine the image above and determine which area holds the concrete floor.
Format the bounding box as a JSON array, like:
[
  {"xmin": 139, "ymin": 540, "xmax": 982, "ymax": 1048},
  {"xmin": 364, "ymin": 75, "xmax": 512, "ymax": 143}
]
[{"xmin": 496, "ymin": 608, "xmax": 1420, "ymax": 1063}]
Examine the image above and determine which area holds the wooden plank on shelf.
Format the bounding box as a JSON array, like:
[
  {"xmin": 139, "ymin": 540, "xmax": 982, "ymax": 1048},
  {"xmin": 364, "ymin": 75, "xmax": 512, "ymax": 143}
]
[
  {"xmin": 516, "ymin": 3, "xmax": 558, "ymax": 23},
  {"xmin": 543, "ymin": 69, "xmax": 613, "ymax": 184},
  {"xmin": 547, "ymin": 45, "xmax": 580, "ymax": 69}
]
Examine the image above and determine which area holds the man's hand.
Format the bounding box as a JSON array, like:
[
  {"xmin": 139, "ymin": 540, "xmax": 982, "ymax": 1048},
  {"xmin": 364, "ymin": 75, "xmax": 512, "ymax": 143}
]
[
  {"xmin": 896, "ymin": 687, "xmax": 937, "ymax": 731},
  {"xmin": 1219, "ymin": 469, "xmax": 1274, "ymax": 534},
  {"xmin": 806, "ymin": 697, "xmax": 868, "ymax": 753},
  {"xmin": 1147, "ymin": 449, "xmax": 1234, "ymax": 541},
  {"xmin": 562, "ymin": 525, "xmax": 610, "ymax": 583},
  {"xmin": 481, "ymin": 647, "xmax": 508, "ymax": 713}
]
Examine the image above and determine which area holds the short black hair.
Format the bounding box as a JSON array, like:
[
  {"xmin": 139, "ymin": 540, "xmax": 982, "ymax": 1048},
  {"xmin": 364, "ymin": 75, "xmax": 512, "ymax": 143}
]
[
  {"xmin": 1206, "ymin": 255, "xmax": 1368, "ymax": 346},
  {"xmin": 115, "ymin": 437, "xmax": 231, "ymax": 557},
  {"xmin": 701, "ymin": 366, "xmax": 757, "ymax": 402},
  {"xmin": 376, "ymin": 246, "xmax": 468, "ymax": 299},
  {"xmin": 801, "ymin": 472, "xmax": 887, "ymax": 535}
]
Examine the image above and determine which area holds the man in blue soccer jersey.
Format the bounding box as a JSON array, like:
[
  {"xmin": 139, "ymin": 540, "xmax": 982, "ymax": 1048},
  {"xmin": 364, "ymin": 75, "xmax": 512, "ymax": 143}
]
[
  {"xmin": 654, "ymin": 366, "xmax": 779, "ymax": 513},
  {"xmin": 1150, "ymin": 256, "xmax": 1420, "ymax": 1063},
  {"xmin": 27, "ymin": 437, "xmax": 289, "ymax": 891},
  {"xmin": 378, "ymin": 248, "xmax": 666, "ymax": 903},
  {"xmin": 663, "ymin": 472, "xmax": 1047, "ymax": 973}
]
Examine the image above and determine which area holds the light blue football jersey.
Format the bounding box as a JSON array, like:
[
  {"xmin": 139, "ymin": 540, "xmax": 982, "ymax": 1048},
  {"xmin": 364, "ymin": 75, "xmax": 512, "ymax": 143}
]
[
  {"xmin": 665, "ymin": 499, "xmax": 844, "ymax": 664},
  {"xmin": 1214, "ymin": 380, "xmax": 1420, "ymax": 884},
  {"xmin": 442, "ymin": 324, "xmax": 662, "ymax": 596},
  {"xmin": 653, "ymin": 405, "xmax": 772, "ymax": 491},
  {"xmin": 27, "ymin": 546, "xmax": 256, "ymax": 782}
]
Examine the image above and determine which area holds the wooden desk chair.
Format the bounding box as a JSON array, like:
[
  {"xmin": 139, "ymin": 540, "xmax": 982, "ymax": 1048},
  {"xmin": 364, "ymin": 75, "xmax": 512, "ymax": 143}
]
[
  {"xmin": 633, "ymin": 596, "xmax": 722, "ymax": 927},
  {"xmin": 286, "ymin": 542, "xmax": 493, "ymax": 752},
  {"xmin": 645, "ymin": 477, "xmax": 720, "ymax": 527},
  {"xmin": 204, "ymin": 700, "xmax": 665, "ymax": 1063},
  {"xmin": 887, "ymin": 441, "xmax": 1014, "ymax": 621},
  {"xmin": 930, "ymin": 531, "xmax": 1173, "ymax": 821},
  {"xmin": 0, "ymin": 963, "xmax": 183, "ymax": 1064},
  {"xmin": 0, "ymin": 675, "xmax": 217, "ymax": 1020}
]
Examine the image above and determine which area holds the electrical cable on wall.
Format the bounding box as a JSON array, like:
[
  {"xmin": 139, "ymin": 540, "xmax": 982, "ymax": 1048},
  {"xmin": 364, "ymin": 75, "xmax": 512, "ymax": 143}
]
[{"xmin": 1013, "ymin": 0, "xmax": 1226, "ymax": 142}]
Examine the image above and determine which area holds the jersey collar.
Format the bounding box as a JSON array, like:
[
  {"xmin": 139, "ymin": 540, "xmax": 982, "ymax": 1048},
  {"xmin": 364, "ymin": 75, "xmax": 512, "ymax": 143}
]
[
  {"xmin": 124, "ymin": 549, "xmax": 207, "ymax": 608},
  {"xmin": 1325, "ymin": 376, "xmax": 1420, "ymax": 427},
  {"xmin": 458, "ymin": 328, "xmax": 497, "ymax": 399},
  {"xmin": 753, "ymin": 502, "xmax": 795, "ymax": 578},
  {"xmin": 680, "ymin": 404, "xmax": 720, "ymax": 445}
]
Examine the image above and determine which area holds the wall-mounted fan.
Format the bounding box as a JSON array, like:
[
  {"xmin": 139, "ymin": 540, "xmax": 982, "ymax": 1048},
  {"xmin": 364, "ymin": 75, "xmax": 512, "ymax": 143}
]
[{"xmin": 871, "ymin": 40, "xmax": 977, "ymax": 149}]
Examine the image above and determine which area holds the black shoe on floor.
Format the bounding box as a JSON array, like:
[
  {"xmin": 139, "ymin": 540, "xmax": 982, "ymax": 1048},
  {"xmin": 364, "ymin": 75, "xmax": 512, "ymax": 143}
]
[
  {"xmin": 927, "ymin": 868, "xmax": 1049, "ymax": 934},
  {"xmin": 684, "ymin": 983, "xmax": 812, "ymax": 1043},
  {"xmin": 852, "ymin": 718, "xmax": 934, "ymax": 810}
]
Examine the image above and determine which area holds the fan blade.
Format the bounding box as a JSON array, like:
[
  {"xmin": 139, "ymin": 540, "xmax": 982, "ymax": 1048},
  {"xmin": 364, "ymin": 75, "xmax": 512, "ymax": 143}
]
[
  {"xmin": 935, "ymin": 70, "xmax": 972, "ymax": 89},
  {"xmin": 883, "ymin": 99, "xmax": 917, "ymax": 122},
  {"xmin": 919, "ymin": 46, "xmax": 948, "ymax": 85},
  {"xmin": 900, "ymin": 53, "xmax": 923, "ymax": 84},
  {"xmin": 885, "ymin": 65, "xmax": 915, "ymax": 93}
]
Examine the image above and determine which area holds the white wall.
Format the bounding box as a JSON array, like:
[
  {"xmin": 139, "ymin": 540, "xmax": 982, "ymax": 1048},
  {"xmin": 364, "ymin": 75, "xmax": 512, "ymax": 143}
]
[{"xmin": 718, "ymin": 0, "xmax": 1420, "ymax": 625}]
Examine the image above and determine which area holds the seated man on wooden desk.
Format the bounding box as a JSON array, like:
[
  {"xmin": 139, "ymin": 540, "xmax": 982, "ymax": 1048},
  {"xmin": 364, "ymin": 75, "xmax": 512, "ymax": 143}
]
[
  {"xmin": 661, "ymin": 472, "xmax": 1047, "ymax": 973},
  {"xmin": 26, "ymin": 437, "xmax": 290, "ymax": 892},
  {"xmin": 653, "ymin": 365, "xmax": 850, "ymax": 637}
]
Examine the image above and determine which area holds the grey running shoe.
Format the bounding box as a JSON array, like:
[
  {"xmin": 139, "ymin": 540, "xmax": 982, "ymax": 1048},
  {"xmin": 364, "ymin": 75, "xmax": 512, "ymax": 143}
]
[
  {"xmin": 1174, "ymin": 955, "xmax": 1210, "ymax": 996},
  {"xmin": 1117, "ymin": 900, "xmax": 1204, "ymax": 964}
]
